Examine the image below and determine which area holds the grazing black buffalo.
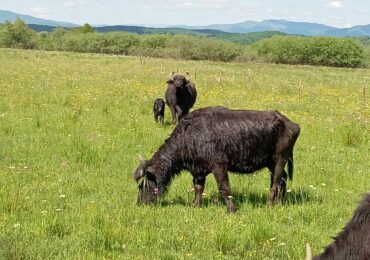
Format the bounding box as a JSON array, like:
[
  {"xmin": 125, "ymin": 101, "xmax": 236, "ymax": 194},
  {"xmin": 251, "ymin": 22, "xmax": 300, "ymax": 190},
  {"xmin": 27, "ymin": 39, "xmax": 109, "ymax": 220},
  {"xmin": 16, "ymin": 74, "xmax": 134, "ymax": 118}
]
[
  {"xmin": 307, "ymin": 193, "xmax": 370, "ymax": 260},
  {"xmin": 165, "ymin": 72, "xmax": 197, "ymax": 124},
  {"xmin": 134, "ymin": 106, "xmax": 300, "ymax": 212},
  {"xmin": 153, "ymin": 98, "xmax": 165, "ymax": 124}
]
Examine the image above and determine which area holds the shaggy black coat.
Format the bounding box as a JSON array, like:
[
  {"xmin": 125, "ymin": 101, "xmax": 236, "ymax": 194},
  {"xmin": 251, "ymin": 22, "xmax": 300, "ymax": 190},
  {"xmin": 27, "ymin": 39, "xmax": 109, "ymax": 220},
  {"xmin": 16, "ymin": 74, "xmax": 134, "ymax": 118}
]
[
  {"xmin": 153, "ymin": 98, "xmax": 165, "ymax": 124},
  {"xmin": 165, "ymin": 74, "xmax": 197, "ymax": 124},
  {"xmin": 134, "ymin": 106, "xmax": 300, "ymax": 212},
  {"xmin": 314, "ymin": 193, "xmax": 370, "ymax": 260}
]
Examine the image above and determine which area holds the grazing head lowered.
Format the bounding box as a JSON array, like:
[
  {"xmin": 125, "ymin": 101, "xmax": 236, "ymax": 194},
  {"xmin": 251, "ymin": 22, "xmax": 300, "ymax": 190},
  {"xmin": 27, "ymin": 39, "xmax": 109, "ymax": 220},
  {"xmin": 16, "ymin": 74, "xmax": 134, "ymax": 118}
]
[
  {"xmin": 153, "ymin": 98, "xmax": 165, "ymax": 124},
  {"xmin": 134, "ymin": 106, "xmax": 300, "ymax": 212},
  {"xmin": 165, "ymin": 72, "xmax": 197, "ymax": 124},
  {"xmin": 133, "ymin": 157, "xmax": 159, "ymax": 204}
]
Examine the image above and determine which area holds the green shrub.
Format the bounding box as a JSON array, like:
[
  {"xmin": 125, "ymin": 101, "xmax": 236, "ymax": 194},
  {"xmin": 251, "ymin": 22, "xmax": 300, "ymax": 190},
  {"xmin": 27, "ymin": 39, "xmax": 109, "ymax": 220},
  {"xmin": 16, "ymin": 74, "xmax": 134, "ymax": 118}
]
[
  {"xmin": 72, "ymin": 23, "xmax": 95, "ymax": 34},
  {"xmin": 256, "ymin": 35, "xmax": 365, "ymax": 67},
  {"xmin": 0, "ymin": 18, "xmax": 37, "ymax": 49},
  {"xmin": 164, "ymin": 34, "xmax": 242, "ymax": 62}
]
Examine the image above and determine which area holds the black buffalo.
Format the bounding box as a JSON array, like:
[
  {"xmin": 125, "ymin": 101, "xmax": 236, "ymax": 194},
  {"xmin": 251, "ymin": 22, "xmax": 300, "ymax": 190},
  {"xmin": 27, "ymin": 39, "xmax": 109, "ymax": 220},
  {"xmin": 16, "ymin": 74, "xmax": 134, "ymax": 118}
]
[
  {"xmin": 153, "ymin": 98, "xmax": 165, "ymax": 124},
  {"xmin": 134, "ymin": 106, "xmax": 300, "ymax": 212},
  {"xmin": 165, "ymin": 72, "xmax": 197, "ymax": 124},
  {"xmin": 307, "ymin": 193, "xmax": 370, "ymax": 260}
]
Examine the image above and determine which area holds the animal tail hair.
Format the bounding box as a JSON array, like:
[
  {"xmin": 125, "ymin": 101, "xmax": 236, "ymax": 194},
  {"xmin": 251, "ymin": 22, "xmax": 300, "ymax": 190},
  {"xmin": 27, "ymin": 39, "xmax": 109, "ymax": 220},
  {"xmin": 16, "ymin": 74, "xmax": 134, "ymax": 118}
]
[{"xmin": 287, "ymin": 152, "xmax": 294, "ymax": 181}]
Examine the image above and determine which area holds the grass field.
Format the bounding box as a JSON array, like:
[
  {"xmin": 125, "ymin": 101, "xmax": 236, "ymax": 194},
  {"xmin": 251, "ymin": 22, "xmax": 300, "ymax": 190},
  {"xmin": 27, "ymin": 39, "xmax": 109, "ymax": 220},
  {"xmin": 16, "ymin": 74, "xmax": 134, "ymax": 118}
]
[{"xmin": 0, "ymin": 48, "xmax": 369, "ymax": 259}]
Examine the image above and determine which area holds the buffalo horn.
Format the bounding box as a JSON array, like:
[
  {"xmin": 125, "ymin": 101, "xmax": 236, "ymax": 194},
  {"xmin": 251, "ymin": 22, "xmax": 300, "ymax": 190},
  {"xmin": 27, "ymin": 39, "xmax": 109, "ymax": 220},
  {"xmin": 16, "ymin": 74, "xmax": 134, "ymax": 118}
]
[
  {"xmin": 138, "ymin": 154, "xmax": 145, "ymax": 165},
  {"xmin": 185, "ymin": 71, "xmax": 191, "ymax": 81}
]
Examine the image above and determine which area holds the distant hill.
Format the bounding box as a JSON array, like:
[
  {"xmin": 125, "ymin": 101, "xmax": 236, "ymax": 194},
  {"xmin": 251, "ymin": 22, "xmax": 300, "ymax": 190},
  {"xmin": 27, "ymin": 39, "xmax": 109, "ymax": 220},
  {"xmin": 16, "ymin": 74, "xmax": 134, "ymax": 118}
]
[
  {"xmin": 28, "ymin": 24, "xmax": 67, "ymax": 32},
  {"xmin": 175, "ymin": 20, "xmax": 335, "ymax": 35},
  {"xmin": 325, "ymin": 24, "xmax": 370, "ymax": 37},
  {"xmin": 174, "ymin": 19, "xmax": 370, "ymax": 37},
  {"xmin": 213, "ymin": 31, "xmax": 288, "ymax": 45},
  {"xmin": 26, "ymin": 23, "xmax": 287, "ymax": 46},
  {"xmin": 93, "ymin": 25, "xmax": 229, "ymax": 36},
  {"xmin": 0, "ymin": 10, "xmax": 77, "ymax": 27},
  {"xmin": 28, "ymin": 23, "xmax": 231, "ymax": 36},
  {"xmin": 26, "ymin": 23, "xmax": 229, "ymax": 36},
  {"xmin": 2, "ymin": 10, "xmax": 369, "ymax": 37}
]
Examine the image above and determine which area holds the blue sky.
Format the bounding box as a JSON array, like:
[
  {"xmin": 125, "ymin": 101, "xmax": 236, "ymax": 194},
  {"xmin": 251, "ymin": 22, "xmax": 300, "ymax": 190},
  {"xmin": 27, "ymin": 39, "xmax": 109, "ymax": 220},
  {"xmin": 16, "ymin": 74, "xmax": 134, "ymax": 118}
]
[{"xmin": 1, "ymin": 0, "xmax": 369, "ymax": 27}]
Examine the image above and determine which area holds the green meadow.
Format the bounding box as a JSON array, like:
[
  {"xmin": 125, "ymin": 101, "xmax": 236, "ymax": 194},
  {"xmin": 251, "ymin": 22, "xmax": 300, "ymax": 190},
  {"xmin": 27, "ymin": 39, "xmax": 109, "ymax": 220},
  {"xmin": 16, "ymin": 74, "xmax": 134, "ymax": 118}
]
[{"xmin": 0, "ymin": 48, "xmax": 369, "ymax": 259}]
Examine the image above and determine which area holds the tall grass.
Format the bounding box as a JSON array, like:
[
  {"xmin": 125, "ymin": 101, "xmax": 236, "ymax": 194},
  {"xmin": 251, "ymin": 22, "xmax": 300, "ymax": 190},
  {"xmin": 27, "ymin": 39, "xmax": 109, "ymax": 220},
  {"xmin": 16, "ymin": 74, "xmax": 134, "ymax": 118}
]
[{"xmin": 0, "ymin": 48, "xmax": 369, "ymax": 259}]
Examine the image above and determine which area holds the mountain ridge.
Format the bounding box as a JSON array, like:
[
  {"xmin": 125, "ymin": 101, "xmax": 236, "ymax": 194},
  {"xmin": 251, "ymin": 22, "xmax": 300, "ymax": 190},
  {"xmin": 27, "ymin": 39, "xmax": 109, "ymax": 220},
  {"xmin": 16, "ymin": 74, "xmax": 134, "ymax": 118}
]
[
  {"xmin": 0, "ymin": 10, "xmax": 77, "ymax": 27},
  {"xmin": 173, "ymin": 19, "xmax": 370, "ymax": 36},
  {"xmin": 1, "ymin": 10, "xmax": 369, "ymax": 37}
]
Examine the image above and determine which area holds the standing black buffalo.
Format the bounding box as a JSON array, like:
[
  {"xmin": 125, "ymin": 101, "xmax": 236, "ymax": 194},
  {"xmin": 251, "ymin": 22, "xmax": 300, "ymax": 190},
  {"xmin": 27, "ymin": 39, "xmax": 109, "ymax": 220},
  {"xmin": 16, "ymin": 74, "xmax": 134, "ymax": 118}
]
[
  {"xmin": 306, "ymin": 193, "xmax": 370, "ymax": 260},
  {"xmin": 134, "ymin": 106, "xmax": 300, "ymax": 212},
  {"xmin": 165, "ymin": 72, "xmax": 197, "ymax": 124},
  {"xmin": 153, "ymin": 98, "xmax": 165, "ymax": 124}
]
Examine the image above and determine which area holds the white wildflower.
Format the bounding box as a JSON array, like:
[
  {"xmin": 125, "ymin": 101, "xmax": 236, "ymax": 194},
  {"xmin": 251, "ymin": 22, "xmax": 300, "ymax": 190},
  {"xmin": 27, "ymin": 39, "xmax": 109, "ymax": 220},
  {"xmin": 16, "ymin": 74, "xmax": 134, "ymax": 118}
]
[{"xmin": 13, "ymin": 223, "xmax": 20, "ymax": 228}]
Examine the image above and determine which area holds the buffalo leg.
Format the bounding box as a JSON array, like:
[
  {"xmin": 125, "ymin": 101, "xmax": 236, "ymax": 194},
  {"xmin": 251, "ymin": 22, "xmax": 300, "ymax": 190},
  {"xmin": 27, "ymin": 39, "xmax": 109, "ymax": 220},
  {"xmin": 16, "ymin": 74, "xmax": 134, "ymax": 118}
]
[
  {"xmin": 169, "ymin": 105, "xmax": 177, "ymax": 124},
  {"xmin": 268, "ymin": 157, "xmax": 288, "ymax": 206},
  {"xmin": 159, "ymin": 112, "xmax": 164, "ymax": 125},
  {"xmin": 280, "ymin": 170, "xmax": 288, "ymax": 199},
  {"xmin": 269, "ymin": 169, "xmax": 288, "ymax": 196},
  {"xmin": 213, "ymin": 165, "xmax": 236, "ymax": 213},
  {"xmin": 175, "ymin": 105, "xmax": 183, "ymax": 121},
  {"xmin": 179, "ymin": 108, "xmax": 190, "ymax": 121},
  {"xmin": 192, "ymin": 176, "xmax": 206, "ymax": 207}
]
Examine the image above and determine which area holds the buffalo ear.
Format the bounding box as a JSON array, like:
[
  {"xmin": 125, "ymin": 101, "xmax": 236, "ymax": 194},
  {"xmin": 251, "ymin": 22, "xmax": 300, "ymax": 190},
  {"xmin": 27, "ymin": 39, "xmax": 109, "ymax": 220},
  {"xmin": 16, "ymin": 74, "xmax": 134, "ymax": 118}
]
[
  {"xmin": 146, "ymin": 165, "xmax": 155, "ymax": 176},
  {"xmin": 166, "ymin": 80, "xmax": 174, "ymax": 84},
  {"xmin": 145, "ymin": 165, "xmax": 157, "ymax": 184},
  {"xmin": 134, "ymin": 166, "xmax": 145, "ymax": 181}
]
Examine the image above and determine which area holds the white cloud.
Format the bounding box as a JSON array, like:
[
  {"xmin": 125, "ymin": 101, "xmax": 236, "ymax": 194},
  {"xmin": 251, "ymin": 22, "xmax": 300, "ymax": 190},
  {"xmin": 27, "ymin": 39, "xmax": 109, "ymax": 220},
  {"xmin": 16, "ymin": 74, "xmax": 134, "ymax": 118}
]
[
  {"xmin": 182, "ymin": 0, "xmax": 226, "ymax": 9},
  {"xmin": 343, "ymin": 23, "xmax": 352, "ymax": 28},
  {"xmin": 183, "ymin": 2, "xmax": 193, "ymax": 8},
  {"xmin": 29, "ymin": 7, "xmax": 51, "ymax": 19},
  {"xmin": 64, "ymin": 1, "xmax": 84, "ymax": 8},
  {"xmin": 140, "ymin": 5, "xmax": 151, "ymax": 10},
  {"xmin": 136, "ymin": 0, "xmax": 228, "ymax": 11},
  {"xmin": 200, "ymin": 0, "xmax": 224, "ymax": 9},
  {"xmin": 327, "ymin": 1, "xmax": 343, "ymax": 8}
]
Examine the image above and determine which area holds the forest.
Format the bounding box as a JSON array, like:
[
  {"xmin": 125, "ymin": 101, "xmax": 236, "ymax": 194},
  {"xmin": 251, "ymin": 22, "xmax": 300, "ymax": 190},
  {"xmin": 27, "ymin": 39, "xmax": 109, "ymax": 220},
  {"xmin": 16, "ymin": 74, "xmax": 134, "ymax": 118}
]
[{"xmin": 1, "ymin": 18, "xmax": 369, "ymax": 67}]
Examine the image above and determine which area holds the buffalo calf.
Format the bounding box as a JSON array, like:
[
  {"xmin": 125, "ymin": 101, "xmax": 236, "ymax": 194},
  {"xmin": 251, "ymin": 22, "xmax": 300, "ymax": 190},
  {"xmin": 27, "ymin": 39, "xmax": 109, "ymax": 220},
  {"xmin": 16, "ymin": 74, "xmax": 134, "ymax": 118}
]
[{"xmin": 153, "ymin": 98, "xmax": 165, "ymax": 124}]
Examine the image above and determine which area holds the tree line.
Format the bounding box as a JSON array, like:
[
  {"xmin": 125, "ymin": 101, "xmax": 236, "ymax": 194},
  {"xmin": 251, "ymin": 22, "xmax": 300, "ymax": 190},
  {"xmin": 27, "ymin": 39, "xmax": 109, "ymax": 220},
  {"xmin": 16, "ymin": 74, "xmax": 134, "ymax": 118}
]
[{"xmin": 0, "ymin": 18, "xmax": 368, "ymax": 67}]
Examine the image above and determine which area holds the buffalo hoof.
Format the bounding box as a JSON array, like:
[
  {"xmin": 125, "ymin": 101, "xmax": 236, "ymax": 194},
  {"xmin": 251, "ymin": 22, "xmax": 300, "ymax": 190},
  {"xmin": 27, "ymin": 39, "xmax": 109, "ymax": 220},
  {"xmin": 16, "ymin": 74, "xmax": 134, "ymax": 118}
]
[
  {"xmin": 227, "ymin": 206, "xmax": 236, "ymax": 213},
  {"xmin": 227, "ymin": 203, "xmax": 237, "ymax": 213}
]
